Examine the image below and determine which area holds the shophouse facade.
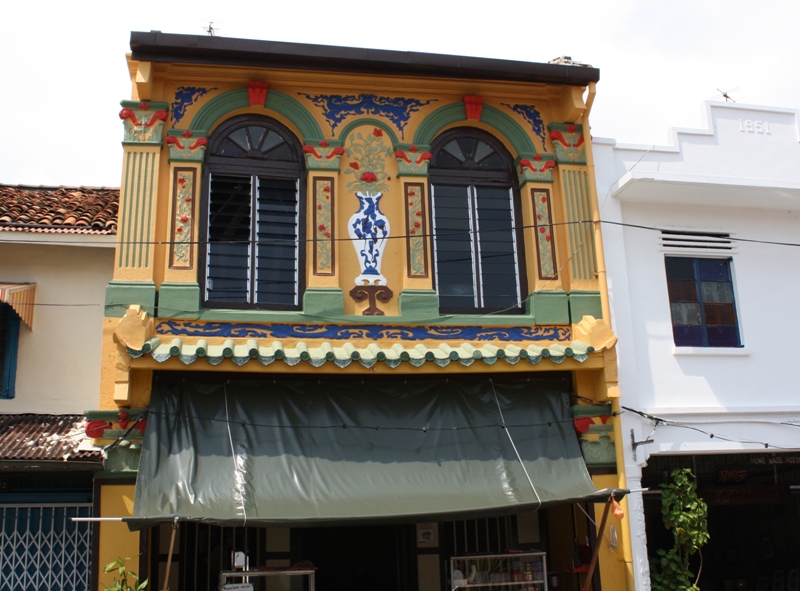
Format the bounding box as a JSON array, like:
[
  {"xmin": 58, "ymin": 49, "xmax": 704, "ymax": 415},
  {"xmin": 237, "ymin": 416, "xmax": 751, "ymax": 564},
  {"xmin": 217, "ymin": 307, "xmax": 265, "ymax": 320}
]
[
  {"xmin": 91, "ymin": 32, "xmax": 631, "ymax": 591},
  {"xmin": 595, "ymin": 101, "xmax": 800, "ymax": 590},
  {"xmin": 0, "ymin": 184, "xmax": 117, "ymax": 591}
]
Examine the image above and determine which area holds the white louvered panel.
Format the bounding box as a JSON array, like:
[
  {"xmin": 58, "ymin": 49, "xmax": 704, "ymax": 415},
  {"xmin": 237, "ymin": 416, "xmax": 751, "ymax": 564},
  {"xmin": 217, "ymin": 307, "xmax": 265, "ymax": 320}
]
[{"xmin": 660, "ymin": 230, "xmax": 734, "ymax": 254}]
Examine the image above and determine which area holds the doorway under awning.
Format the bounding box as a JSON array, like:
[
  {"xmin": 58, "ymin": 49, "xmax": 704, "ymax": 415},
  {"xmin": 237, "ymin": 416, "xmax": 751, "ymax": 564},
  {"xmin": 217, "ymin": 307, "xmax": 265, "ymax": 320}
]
[{"xmin": 129, "ymin": 376, "xmax": 621, "ymax": 530}]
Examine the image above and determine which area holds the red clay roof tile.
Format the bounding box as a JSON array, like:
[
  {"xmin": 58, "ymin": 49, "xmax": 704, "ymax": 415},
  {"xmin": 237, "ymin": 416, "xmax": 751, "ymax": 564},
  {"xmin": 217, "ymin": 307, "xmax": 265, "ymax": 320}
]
[{"xmin": 0, "ymin": 184, "xmax": 119, "ymax": 235}]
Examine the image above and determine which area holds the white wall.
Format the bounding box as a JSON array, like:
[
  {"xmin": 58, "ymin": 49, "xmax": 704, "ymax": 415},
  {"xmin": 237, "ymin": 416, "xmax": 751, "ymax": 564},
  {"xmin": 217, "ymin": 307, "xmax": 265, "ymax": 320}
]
[
  {"xmin": 0, "ymin": 239, "xmax": 114, "ymax": 414},
  {"xmin": 594, "ymin": 101, "xmax": 800, "ymax": 590}
]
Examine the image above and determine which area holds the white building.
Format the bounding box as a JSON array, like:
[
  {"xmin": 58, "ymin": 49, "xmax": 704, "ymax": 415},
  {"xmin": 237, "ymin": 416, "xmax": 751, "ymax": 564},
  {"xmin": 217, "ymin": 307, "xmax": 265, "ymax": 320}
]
[
  {"xmin": 595, "ymin": 102, "xmax": 800, "ymax": 590},
  {"xmin": 0, "ymin": 184, "xmax": 117, "ymax": 591}
]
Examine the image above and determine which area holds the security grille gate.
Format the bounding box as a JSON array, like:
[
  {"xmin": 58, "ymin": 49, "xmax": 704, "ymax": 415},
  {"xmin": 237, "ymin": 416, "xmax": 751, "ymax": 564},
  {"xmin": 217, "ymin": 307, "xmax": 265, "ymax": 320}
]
[{"xmin": 0, "ymin": 504, "xmax": 92, "ymax": 591}]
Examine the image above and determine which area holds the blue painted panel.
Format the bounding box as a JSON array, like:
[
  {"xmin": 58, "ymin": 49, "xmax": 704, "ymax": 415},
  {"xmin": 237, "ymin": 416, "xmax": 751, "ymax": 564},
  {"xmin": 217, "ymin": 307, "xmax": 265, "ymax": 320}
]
[
  {"xmin": 156, "ymin": 320, "xmax": 571, "ymax": 342},
  {"xmin": 1, "ymin": 307, "xmax": 19, "ymax": 400}
]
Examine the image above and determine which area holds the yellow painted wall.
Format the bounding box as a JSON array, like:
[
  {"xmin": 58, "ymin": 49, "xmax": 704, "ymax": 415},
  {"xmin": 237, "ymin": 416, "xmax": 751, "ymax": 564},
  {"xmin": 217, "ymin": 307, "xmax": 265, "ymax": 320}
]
[
  {"xmin": 97, "ymin": 484, "xmax": 140, "ymax": 591},
  {"xmin": 591, "ymin": 474, "xmax": 628, "ymax": 591}
]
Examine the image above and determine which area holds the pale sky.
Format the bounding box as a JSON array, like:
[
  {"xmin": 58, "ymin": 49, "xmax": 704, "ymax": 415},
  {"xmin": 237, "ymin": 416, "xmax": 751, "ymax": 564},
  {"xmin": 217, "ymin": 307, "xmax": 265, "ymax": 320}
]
[{"xmin": 3, "ymin": 0, "xmax": 798, "ymax": 188}]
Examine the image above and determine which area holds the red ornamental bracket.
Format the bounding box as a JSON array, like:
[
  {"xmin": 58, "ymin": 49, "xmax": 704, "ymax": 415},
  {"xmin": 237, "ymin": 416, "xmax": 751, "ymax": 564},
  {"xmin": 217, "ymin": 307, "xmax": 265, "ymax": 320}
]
[
  {"xmin": 463, "ymin": 96, "xmax": 483, "ymax": 120},
  {"xmin": 519, "ymin": 158, "xmax": 556, "ymax": 174},
  {"xmin": 119, "ymin": 108, "xmax": 169, "ymax": 128},
  {"xmin": 248, "ymin": 81, "xmax": 269, "ymax": 106},
  {"xmin": 166, "ymin": 136, "xmax": 209, "ymax": 151},
  {"xmin": 549, "ymin": 127, "xmax": 585, "ymax": 148}
]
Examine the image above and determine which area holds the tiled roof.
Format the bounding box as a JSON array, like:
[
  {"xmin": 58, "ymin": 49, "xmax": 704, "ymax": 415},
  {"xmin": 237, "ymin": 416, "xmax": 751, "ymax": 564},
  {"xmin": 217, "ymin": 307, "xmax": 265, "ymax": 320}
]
[
  {"xmin": 0, "ymin": 184, "xmax": 119, "ymax": 234},
  {"xmin": 128, "ymin": 337, "xmax": 599, "ymax": 369},
  {"xmin": 0, "ymin": 414, "xmax": 103, "ymax": 463}
]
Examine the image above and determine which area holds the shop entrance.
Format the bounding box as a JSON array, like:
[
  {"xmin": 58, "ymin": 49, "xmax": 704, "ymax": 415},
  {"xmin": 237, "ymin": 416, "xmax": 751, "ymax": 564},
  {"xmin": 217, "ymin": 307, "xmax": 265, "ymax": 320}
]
[
  {"xmin": 642, "ymin": 453, "xmax": 800, "ymax": 591},
  {"xmin": 295, "ymin": 525, "xmax": 406, "ymax": 591}
]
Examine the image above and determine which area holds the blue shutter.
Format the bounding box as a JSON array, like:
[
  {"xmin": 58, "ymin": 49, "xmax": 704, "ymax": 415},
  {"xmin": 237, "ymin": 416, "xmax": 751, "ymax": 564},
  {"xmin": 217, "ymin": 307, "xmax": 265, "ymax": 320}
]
[{"xmin": 1, "ymin": 309, "xmax": 20, "ymax": 399}]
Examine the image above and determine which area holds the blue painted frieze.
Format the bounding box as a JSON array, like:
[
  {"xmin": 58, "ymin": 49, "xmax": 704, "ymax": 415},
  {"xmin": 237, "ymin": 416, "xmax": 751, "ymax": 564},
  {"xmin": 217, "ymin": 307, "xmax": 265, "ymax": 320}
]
[
  {"xmin": 502, "ymin": 103, "xmax": 547, "ymax": 150},
  {"xmin": 156, "ymin": 321, "xmax": 571, "ymax": 342},
  {"xmin": 299, "ymin": 93, "xmax": 435, "ymax": 139},
  {"xmin": 171, "ymin": 86, "xmax": 218, "ymax": 123}
]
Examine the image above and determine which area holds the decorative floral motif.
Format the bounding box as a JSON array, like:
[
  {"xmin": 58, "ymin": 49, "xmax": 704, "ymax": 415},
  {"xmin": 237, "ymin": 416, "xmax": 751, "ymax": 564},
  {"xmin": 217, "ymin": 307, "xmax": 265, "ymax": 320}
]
[
  {"xmin": 156, "ymin": 320, "xmax": 573, "ymax": 342},
  {"xmin": 532, "ymin": 189, "xmax": 557, "ymax": 280},
  {"xmin": 502, "ymin": 103, "xmax": 547, "ymax": 151},
  {"xmin": 405, "ymin": 182, "xmax": 428, "ymax": 277},
  {"xmin": 119, "ymin": 102, "xmax": 169, "ymax": 144},
  {"xmin": 345, "ymin": 129, "xmax": 394, "ymax": 285},
  {"xmin": 171, "ymin": 86, "xmax": 217, "ymax": 123},
  {"xmin": 170, "ymin": 169, "xmax": 195, "ymax": 268},
  {"xmin": 299, "ymin": 93, "xmax": 436, "ymax": 139},
  {"xmin": 548, "ymin": 122, "xmax": 586, "ymax": 164},
  {"xmin": 314, "ymin": 177, "xmax": 335, "ymax": 275},
  {"xmin": 345, "ymin": 129, "xmax": 393, "ymax": 194}
]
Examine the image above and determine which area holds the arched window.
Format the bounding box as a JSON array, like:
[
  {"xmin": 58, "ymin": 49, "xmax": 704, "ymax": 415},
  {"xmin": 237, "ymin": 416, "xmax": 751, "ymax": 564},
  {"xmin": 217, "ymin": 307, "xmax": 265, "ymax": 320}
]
[
  {"xmin": 428, "ymin": 128, "xmax": 526, "ymax": 313},
  {"xmin": 201, "ymin": 115, "xmax": 305, "ymax": 309}
]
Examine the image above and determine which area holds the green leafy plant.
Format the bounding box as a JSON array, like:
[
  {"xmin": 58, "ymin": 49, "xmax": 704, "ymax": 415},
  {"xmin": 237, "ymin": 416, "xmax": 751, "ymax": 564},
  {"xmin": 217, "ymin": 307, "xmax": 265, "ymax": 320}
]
[
  {"xmin": 104, "ymin": 556, "xmax": 148, "ymax": 591},
  {"xmin": 651, "ymin": 468, "xmax": 710, "ymax": 591}
]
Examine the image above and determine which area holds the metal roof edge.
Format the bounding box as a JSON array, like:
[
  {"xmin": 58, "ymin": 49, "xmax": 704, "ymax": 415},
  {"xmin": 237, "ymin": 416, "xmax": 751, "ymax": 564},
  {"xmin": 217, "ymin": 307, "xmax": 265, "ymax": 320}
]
[{"xmin": 130, "ymin": 31, "xmax": 600, "ymax": 86}]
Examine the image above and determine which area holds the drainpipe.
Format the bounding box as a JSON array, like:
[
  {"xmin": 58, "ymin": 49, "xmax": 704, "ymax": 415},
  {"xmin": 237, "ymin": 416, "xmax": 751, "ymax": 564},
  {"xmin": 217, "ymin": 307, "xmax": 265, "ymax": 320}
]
[{"xmin": 582, "ymin": 81, "xmax": 636, "ymax": 591}]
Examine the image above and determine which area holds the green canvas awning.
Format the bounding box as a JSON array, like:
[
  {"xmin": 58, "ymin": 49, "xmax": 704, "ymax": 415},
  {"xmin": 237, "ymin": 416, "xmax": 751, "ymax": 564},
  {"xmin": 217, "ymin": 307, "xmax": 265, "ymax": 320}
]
[{"xmin": 130, "ymin": 376, "xmax": 612, "ymax": 529}]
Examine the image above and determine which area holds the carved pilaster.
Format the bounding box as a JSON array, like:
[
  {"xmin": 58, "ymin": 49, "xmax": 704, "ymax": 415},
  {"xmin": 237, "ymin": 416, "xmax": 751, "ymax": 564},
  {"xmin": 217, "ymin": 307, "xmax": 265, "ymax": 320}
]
[{"xmin": 166, "ymin": 129, "xmax": 208, "ymax": 162}]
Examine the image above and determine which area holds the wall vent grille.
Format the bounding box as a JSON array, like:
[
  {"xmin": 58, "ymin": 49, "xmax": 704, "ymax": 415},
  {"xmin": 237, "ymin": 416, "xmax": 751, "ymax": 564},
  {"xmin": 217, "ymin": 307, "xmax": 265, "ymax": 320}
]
[{"xmin": 660, "ymin": 231, "xmax": 733, "ymax": 252}]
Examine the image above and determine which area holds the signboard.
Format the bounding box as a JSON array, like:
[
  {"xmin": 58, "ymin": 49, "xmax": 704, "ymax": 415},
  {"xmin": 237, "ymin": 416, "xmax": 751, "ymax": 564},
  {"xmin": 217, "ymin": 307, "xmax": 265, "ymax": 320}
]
[{"xmin": 222, "ymin": 584, "xmax": 253, "ymax": 591}]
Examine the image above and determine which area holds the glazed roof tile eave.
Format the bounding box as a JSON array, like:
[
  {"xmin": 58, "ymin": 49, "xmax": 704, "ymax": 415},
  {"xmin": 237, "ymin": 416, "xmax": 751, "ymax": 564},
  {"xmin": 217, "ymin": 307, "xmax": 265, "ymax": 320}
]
[
  {"xmin": 130, "ymin": 31, "xmax": 600, "ymax": 86},
  {"xmin": 0, "ymin": 414, "xmax": 103, "ymax": 463},
  {"xmin": 128, "ymin": 339, "xmax": 599, "ymax": 369}
]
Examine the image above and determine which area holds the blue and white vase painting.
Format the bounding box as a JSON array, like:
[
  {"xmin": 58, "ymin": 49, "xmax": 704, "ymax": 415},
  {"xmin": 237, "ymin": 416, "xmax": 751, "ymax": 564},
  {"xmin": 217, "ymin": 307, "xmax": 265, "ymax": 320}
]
[{"xmin": 348, "ymin": 192, "xmax": 390, "ymax": 285}]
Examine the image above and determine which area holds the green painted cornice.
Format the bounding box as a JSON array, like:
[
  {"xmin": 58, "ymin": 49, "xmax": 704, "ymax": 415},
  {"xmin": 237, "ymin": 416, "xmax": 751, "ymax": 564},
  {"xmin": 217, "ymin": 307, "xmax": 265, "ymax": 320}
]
[
  {"xmin": 414, "ymin": 102, "xmax": 536, "ymax": 156},
  {"xmin": 191, "ymin": 88, "xmax": 323, "ymax": 140}
]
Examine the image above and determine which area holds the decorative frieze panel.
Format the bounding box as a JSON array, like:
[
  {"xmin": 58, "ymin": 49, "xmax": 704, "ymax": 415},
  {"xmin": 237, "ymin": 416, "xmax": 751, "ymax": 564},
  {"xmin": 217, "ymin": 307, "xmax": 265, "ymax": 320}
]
[
  {"xmin": 166, "ymin": 130, "xmax": 208, "ymax": 162},
  {"xmin": 405, "ymin": 182, "xmax": 428, "ymax": 278},
  {"xmin": 502, "ymin": 103, "xmax": 547, "ymax": 149},
  {"xmin": 531, "ymin": 189, "xmax": 557, "ymax": 280},
  {"xmin": 119, "ymin": 100, "xmax": 169, "ymax": 144},
  {"xmin": 572, "ymin": 404, "xmax": 616, "ymax": 467},
  {"xmin": 303, "ymin": 141, "xmax": 345, "ymax": 170},
  {"xmin": 170, "ymin": 168, "xmax": 196, "ymax": 270},
  {"xmin": 517, "ymin": 154, "xmax": 556, "ymax": 184},
  {"xmin": 313, "ymin": 177, "xmax": 335, "ymax": 276},
  {"xmin": 395, "ymin": 145, "xmax": 432, "ymax": 177},
  {"xmin": 548, "ymin": 122, "xmax": 586, "ymax": 164},
  {"xmin": 300, "ymin": 93, "xmax": 436, "ymax": 139}
]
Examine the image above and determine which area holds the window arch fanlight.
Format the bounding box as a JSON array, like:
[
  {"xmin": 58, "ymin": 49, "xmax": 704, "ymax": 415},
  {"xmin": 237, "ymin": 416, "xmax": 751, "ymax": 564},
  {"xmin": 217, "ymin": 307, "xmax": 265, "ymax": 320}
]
[
  {"xmin": 428, "ymin": 128, "xmax": 527, "ymax": 313},
  {"xmin": 201, "ymin": 114, "xmax": 306, "ymax": 310}
]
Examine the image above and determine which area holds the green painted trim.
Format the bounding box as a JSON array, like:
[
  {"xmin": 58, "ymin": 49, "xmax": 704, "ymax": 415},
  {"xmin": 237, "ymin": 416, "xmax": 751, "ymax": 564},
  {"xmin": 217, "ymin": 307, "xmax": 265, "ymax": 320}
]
[
  {"xmin": 530, "ymin": 290, "xmax": 569, "ymax": 324},
  {"xmin": 104, "ymin": 446, "xmax": 141, "ymax": 473},
  {"xmin": 105, "ymin": 281, "xmax": 157, "ymax": 317},
  {"xmin": 571, "ymin": 404, "xmax": 612, "ymax": 417},
  {"xmin": 93, "ymin": 472, "xmax": 137, "ymax": 481},
  {"xmin": 266, "ymin": 90, "xmax": 324, "ymax": 140},
  {"xmin": 414, "ymin": 102, "xmax": 537, "ymax": 157},
  {"xmin": 414, "ymin": 103, "xmax": 466, "ymax": 146},
  {"xmin": 120, "ymin": 100, "xmax": 169, "ymax": 110},
  {"xmin": 480, "ymin": 105, "xmax": 536, "ymax": 156},
  {"xmin": 303, "ymin": 287, "xmax": 345, "ymax": 317},
  {"xmin": 85, "ymin": 409, "xmax": 146, "ymax": 420},
  {"xmin": 159, "ymin": 282, "xmax": 201, "ymax": 317},
  {"xmin": 568, "ymin": 290, "xmax": 603, "ymax": 322},
  {"xmin": 191, "ymin": 88, "xmax": 324, "ymax": 140},
  {"xmin": 398, "ymin": 290, "xmax": 440, "ymax": 320},
  {"xmin": 191, "ymin": 88, "xmax": 249, "ymax": 132},
  {"xmin": 338, "ymin": 118, "xmax": 400, "ymax": 146}
]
